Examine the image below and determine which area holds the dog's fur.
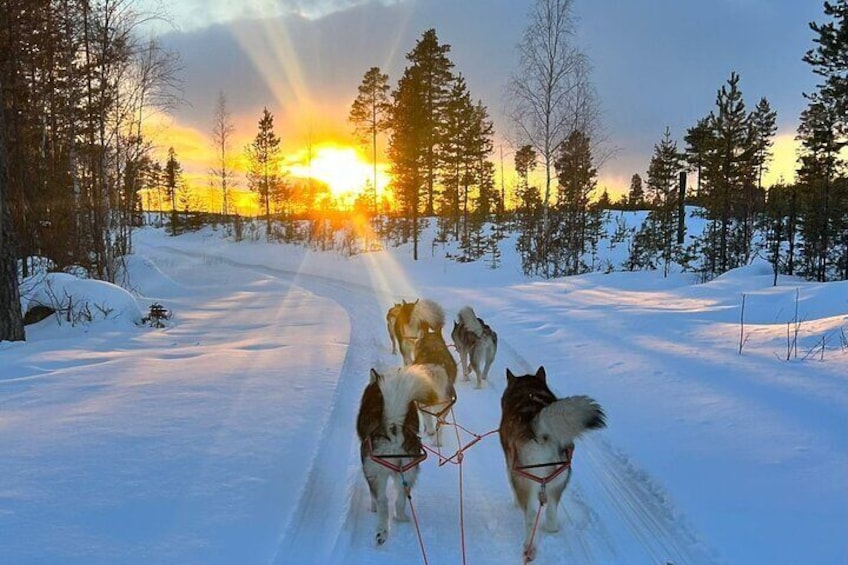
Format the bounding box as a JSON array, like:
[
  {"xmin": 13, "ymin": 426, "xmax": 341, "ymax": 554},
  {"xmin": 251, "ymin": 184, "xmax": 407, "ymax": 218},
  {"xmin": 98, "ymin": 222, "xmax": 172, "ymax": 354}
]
[
  {"xmin": 412, "ymin": 329, "xmax": 458, "ymax": 446},
  {"xmin": 498, "ymin": 366, "xmax": 606, "ymax": 561},
  {"xmin": 451, "ymin": 306, "xmax": 498, "ymax": 389},
  {"xmin": 357, "ymin": 367, "xmax": 439, "ymax": 546},
  {"xmin": 386, "ymin": 302, "xmax": 403, "ymax": 354}
]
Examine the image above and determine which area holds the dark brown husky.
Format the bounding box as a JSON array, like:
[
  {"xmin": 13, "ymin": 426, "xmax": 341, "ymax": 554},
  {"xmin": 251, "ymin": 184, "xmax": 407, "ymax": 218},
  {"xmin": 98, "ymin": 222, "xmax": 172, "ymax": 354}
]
[{"xmin": 499, "ymin": 366, "xmax": 606, "ymax": 561}]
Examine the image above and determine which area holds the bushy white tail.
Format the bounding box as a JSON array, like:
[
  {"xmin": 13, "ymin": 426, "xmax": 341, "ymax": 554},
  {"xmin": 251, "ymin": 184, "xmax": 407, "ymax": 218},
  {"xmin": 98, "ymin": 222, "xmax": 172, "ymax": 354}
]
[
  {"xmin": 456, "ymin": 306, "xmax": 484, "ymax": 337},
  {"xmin": 378, "ymin": 366, "xmax": 439, "ymax": 423},
  {"xmin": 532, "ymin": 395, "xmax": 606, "ymax": 445},
  {"xmin": 411, "ymin": 299, "xmax": 445, "ymax": 332}
]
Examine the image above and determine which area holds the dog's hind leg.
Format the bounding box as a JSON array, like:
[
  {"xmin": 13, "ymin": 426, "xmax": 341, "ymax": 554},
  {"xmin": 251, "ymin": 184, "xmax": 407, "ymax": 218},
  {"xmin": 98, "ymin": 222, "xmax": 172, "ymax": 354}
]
[
  {"xmin": 373, "ymin": 474, "xmax": 390, "ymax": 545},
  {"xmin": 470, "ymin": 352, "xmax": 484, "ymax": 389},
  {"xmin": 520, "ymin": 481, "xmax": 541, "ymax": 561},
  {"xmin": 393, "ymin": 466, "xmax": 417, "ymax": 522},
  {"xmin": 543, "ymin": 470, "xmax": 570, "ymax": 533},
  {"xmin": 458, "ymin": 346, "xmax": 470, "ymax": 381}
]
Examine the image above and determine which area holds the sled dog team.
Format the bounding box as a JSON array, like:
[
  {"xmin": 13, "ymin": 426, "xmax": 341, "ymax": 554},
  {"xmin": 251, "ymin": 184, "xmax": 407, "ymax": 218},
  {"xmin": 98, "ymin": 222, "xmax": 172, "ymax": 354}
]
[{"xmin": 358, "ymin": 298, "xmax": 607, "ymax": 560}]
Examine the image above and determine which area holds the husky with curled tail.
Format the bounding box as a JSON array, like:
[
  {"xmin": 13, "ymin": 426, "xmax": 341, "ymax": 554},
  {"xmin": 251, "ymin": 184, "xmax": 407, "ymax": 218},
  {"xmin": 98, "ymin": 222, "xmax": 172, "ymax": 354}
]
[
  {"xmin": 412, "ymin": 330, "xmax": 458, "ymax": 446},
  {"xmin": 357, "ymin": 366, "xmax": 439, "ymax": 546},
  {"xmin": 394, "ymin": 298, "xmax": 445, "ymax": 365},
  {"xmin": 451, "ymin": 306, "xmax": 498, "ymax": 388},
  {"xmin": 498, "ymin": 367, "xmax": 606, "ymax": 561}
]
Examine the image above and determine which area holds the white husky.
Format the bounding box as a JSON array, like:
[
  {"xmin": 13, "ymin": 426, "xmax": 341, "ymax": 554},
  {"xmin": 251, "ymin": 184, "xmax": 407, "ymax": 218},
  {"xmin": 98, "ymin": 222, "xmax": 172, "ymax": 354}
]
[{"xmin": 357, "ymin": 366, "xmax": 438, "ymax": 546}]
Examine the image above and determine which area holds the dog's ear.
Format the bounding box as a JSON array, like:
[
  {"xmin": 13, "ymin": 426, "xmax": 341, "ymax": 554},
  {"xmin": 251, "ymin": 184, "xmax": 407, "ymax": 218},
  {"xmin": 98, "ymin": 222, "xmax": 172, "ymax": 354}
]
[
  {"xmin": 506, "ymin": 368, "xmax": 515, "ymax": 383},
  {"xmin": 535, "ymin": 366, "xmax": 547, "ymax": 383},
  {"xmin": 369, "ymin": 368, "xmax": 382, "ymax": 384},
  {"xmin": 413, "ymin": 298, "xmax": 420, "ymax": 305},
  {"xmin": 402, "ymin": 299, "xmax": 408, "ymax": 305}
]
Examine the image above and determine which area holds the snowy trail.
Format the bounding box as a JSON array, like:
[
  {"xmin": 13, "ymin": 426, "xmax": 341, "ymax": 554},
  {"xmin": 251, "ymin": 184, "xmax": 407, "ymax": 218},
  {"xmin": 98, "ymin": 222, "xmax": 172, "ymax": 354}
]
[{"xmin": 144, "ymin": 242, "xmax": 717, "ymax": 564}]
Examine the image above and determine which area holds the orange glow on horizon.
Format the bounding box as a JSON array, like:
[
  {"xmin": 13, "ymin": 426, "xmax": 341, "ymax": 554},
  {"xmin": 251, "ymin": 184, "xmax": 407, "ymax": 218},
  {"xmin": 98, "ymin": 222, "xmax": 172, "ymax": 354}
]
[{"xmin": 287, "ymin": 144, "xmax": 390, "ymax": 199}]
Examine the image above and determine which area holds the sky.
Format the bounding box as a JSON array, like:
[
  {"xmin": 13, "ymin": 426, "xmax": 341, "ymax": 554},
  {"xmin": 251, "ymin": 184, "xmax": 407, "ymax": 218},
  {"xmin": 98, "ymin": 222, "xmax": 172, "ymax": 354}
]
[
  {"xmin": 3, "ymin": 214, "xmax": 846, "ymax": 563},
  {"xmin": 143, "ymin": 0, "xmax": 825, "ymax": 197}
]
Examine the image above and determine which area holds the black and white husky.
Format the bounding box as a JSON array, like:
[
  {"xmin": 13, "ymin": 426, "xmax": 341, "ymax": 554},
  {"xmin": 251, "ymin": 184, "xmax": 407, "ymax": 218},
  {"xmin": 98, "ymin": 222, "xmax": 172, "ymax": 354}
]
[
  {"xmin": 498, "ymin": 367, "xmax": 606, "ymax": 561},
  {"xmin": 451, "ymin": 306, "xmax": 498, "ymax": 388},
  {"xmin": 357, "ymin": 367, "xmax": 438, "ymax": 546}
]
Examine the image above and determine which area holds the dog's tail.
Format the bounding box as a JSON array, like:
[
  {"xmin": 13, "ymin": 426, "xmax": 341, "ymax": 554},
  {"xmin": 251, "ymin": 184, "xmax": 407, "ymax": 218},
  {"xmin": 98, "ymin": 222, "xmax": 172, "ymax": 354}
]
[
  {"xmin": 456, "ymin": 305, "xmax": 484, "ymax": 337},
  {"xmin": 411, "ymin": 299, "xmax": 445, "ymax": 333},
  {"xmin": 532, "ymin": 395, "xmax": 606, "ymax": 446},
  {"xmin": 379, "ymin": 366, "xmax": 440, "ymax": 422}
]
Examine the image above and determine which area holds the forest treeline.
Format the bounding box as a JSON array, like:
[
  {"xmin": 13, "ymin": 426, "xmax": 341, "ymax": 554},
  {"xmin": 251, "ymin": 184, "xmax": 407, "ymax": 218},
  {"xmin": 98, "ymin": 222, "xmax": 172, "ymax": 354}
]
[{"xmin": 1, "ymin": 0, "xmax": 846, "ymax": 342}]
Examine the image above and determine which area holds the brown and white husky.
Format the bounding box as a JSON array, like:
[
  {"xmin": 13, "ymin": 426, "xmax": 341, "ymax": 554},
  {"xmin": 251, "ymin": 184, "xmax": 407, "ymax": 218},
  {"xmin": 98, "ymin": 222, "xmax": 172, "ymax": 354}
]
[
  {"xmin": 356, "ymin": 367, "xmax": 438, "ymax": 546},
  {"xmin": 393, "ymin": 298, "xmax": 445, "ymax": 365},
  {"xmin": 498, "ymin": 366, "xmax": 606, "ymax": 561},
  {"xmin": 412, "ymin": 330, "xmax": 458, "ymax": 446}
]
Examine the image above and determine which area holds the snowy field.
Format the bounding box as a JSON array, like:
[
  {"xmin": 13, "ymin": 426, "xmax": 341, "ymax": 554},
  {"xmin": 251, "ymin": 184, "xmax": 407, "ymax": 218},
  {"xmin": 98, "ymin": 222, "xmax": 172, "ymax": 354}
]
[{"xmin": 1, "ymin": 221, "xmax": 847, "ymax": 564}]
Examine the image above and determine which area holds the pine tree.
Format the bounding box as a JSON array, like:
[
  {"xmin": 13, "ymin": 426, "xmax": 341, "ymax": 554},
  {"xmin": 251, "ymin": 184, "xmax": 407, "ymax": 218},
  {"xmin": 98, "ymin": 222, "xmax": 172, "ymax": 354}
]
[
  {"xmin": 628, "ymin": 173, "xmax": 644, "ymax": 208},
  {"xmin": 804, "ymin": 0, "xmax": 848, "ymax": 132},
  {"xmin": 164, "ymin": 147, "xmax": 183, "ymax": 235},
  {"xmin": 750, "ymin": 97, "xmax": 778, "ymax": 192},
  {"xmin": 349, "ymin": 67, "xmax": 391, "ymax": 215},
  {"xmin": 404, "ymin": 29, "xmax": 454, "ymax": 217},
  {"xmin": 245, "ymin": 108, "xmax": 283, "ymax": 238},
  {"xmin": 684, "ymin": 117, "xmax": 713, "ymax": 201},
  {"xmin": 637, "ymin": 127, "xmax": 685, "ymax": 276},
  {"xmin": 553, "ymin": 129, "xmax": 597, "ymax": 276},
  {"xmin": 797, "ymin": 0, "xmax": 848, "ymax": 281},
  {"xmin": 0, "ymin": 75, "xmax": 25, "ymax": 342},
  {"xmin": 698, "ymin": 72, "xmax": 757, "ymax": 277},
  {"xmin": 387, "ymin": 69, "xmax": 426, "ymax": 259}
]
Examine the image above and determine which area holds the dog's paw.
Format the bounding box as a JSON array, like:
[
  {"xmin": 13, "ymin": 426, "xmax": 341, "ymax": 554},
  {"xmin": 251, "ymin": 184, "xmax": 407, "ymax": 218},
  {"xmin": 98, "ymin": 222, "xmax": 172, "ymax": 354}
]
[
  {"xmin": 395, "ymin": 511, "xmax": 410, "ymax": 522},
  {"xmin": 375, "ymin": 528, "xmax": 388, "ymax": 546},
  {"xmin": 542, "ymin": 519, "xmax": 559, "ymax": 533}
]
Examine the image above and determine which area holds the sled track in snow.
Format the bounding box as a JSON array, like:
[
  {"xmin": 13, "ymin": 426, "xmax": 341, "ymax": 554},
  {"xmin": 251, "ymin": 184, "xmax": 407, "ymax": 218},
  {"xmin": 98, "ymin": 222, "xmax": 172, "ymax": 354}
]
[{"xmin": 145, "ymin": 244, "xmax": 718, "ymax": 564}]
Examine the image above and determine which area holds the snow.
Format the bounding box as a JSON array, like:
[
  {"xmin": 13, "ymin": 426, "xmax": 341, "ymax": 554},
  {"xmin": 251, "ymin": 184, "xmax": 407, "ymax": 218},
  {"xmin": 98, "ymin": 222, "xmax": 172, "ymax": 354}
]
[{"xmin": 1, "ymin": 219, "xmax": 846, "ymax": 564}]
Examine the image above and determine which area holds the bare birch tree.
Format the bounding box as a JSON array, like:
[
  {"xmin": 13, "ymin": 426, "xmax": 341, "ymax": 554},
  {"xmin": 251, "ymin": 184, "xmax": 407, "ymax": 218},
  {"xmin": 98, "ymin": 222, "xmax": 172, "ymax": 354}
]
[
  {"xmin": 211, "ymin": 91, "xmax": 236, "ymax": 216},
  {"xmin": 507, "ymin": 0, "xmax": 597, "ymax": 232}
]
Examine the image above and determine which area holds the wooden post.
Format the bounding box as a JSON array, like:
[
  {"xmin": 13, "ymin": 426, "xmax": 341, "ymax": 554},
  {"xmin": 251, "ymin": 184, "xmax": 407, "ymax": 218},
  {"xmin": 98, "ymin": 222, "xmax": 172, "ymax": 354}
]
[{"xmin": 677, "ymin": 171, "xmax": 687, "ymax": 245}]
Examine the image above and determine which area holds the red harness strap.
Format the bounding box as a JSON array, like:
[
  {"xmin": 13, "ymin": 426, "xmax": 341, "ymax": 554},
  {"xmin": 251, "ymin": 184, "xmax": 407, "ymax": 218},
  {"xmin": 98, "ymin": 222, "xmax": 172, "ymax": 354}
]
[
  {"xmin": 365, "ymin": 436, "xmax": 428, "ymax": 474},
  {"xmin": 513, "ymin": 445, "xmax": 575, "ymax": 503},
  {"xmin": 416, "ymin": 396, "xmax": 457, "ymax": 422}
]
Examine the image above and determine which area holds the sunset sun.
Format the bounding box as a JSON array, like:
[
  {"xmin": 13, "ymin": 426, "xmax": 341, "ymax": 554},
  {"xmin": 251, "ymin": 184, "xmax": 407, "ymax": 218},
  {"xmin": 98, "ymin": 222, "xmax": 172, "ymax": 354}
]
[{"xmin": 288, "ymin": 145, "xmax": 390, "ymax": 199}]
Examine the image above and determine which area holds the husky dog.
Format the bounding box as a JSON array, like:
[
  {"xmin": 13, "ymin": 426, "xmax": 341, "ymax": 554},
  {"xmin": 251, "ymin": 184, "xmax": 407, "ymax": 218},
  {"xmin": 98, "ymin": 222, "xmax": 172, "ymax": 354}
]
[
  {"xmin": 394, "ymin": 298, "xmax": 445, "ymax": 365},
  {"xmin": 386, "ymin": 302, "xmax": 403, "ymax": 354},
  {"xmin": 451, "ymin": 306, "xmax": 498, "ymax": 389},
  {"xmin": 498, "ymin": 367, "xmax": 606, "ymax": 561},
  {"xmin": 412, "ymin": 330, "xmax": 458, "ymax": 446},
  {"xmin": 357, "ymin": 367, "xmax": 439, "ymax": 546}
]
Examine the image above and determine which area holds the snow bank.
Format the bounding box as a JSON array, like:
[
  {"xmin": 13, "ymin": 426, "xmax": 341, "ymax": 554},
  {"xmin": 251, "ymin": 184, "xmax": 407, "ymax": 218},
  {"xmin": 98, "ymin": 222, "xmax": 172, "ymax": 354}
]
[{"xmin": 20, "ymin": 272, "xmax": 143, "ymax": 327}]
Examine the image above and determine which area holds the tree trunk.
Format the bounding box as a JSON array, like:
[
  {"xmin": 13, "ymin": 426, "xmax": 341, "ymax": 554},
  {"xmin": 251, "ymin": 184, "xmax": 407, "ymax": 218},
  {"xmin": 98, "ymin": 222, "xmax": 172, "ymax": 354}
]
[{"xmin": 0, "ymin": 81, "xmax": 26, "ymax": 342}]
